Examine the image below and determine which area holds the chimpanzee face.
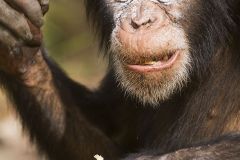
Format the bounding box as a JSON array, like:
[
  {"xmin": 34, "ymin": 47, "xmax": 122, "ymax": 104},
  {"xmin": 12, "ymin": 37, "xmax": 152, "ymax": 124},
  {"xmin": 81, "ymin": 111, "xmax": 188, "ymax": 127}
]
[{"xmin": 106, "ymin": 0, "xmax": 193, "ymax": 105}]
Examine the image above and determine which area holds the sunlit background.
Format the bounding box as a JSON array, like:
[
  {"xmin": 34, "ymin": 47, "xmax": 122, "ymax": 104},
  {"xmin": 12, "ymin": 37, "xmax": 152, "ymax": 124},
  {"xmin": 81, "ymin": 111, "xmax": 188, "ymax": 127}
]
[{"xmin": 0, "ymin": 0, "xmax": 107, "ymax": 159}]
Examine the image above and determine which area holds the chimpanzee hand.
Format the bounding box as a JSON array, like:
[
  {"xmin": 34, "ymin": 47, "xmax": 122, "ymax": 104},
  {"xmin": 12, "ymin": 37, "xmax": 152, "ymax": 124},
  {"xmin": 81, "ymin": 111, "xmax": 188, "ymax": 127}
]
[{"xmin": 0, "ymin": 0, "xmax": 49, "ymax": 77}]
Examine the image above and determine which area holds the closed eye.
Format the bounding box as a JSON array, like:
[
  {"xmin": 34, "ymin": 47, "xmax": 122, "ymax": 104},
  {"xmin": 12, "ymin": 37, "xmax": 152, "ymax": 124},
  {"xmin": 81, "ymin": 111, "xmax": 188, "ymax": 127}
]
[
  {"xmin": 115, "ymin": 0, "xmax": 128, "ymax": 3},
  {"xmin": 157, "ymin": 0, "xmax": 174, "ymax": 5}
]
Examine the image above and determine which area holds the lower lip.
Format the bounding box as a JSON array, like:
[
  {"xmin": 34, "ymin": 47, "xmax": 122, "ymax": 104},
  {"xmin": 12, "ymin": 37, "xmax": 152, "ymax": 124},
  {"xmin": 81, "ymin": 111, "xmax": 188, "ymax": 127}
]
[{"xmin": 126, "ymin": 51, "xmax": 180, "ymax": 73}]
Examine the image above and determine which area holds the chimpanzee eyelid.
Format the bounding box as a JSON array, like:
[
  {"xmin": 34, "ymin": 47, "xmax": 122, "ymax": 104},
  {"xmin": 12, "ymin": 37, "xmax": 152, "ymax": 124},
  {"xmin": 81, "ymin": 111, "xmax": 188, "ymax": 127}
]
[
  {"xmin": 115, "ymin": 0, "xmax": 128, "ymax": 3},
  {"xmin": 115, "ymin": 0, "xmax": 134, "ymax": 4},
  {"xmin": 156, "ymin": 0, "xmax": 173, "ymax": 5}
]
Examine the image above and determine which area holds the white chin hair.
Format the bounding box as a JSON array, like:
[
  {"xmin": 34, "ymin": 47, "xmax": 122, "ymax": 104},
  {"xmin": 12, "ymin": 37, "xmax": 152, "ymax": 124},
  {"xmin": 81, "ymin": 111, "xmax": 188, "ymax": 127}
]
[{"xmin": 112, "ymin": 51, "xmax": 192, "ymax": 106}]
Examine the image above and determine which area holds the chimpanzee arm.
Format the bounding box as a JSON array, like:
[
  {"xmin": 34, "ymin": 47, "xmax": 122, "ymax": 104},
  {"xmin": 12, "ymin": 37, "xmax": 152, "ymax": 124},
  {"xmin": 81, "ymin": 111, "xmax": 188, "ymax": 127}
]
[
  {"xmin": 123, "ymin": 134, "xmax": 240, "ymax": 160},
  {"xmin": 0, "ymin": 47, "xmax": 120, "ymax": 160}
]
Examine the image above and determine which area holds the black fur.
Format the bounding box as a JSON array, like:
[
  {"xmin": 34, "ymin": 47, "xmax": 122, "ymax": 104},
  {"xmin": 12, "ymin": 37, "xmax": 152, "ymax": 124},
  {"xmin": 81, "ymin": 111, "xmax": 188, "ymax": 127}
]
[{"xmin": 0, "ymin": 0, "xmax": 239, "ymax": 160}]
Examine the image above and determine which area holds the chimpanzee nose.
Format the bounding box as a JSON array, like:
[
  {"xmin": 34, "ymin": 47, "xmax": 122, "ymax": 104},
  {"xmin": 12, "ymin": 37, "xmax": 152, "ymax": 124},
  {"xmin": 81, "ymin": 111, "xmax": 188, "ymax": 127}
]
[
  {"xmin": 120, "ymin": 1, "xmax": 166, "ymax": 32},
  {"xmin": 131, "ymin": 15, "xmax": 155, "ymax": 29}
]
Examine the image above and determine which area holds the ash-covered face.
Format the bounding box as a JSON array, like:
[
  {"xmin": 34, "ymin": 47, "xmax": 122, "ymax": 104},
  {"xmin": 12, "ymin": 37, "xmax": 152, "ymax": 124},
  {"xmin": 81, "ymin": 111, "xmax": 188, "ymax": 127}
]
[{"xmin": 107, "ymin": 0, "xmax": 192, "ymax": 105}]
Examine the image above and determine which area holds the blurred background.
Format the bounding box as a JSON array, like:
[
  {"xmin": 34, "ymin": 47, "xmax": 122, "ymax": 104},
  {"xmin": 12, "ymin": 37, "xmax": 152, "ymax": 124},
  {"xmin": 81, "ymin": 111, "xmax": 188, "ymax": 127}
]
[{"xmin": 0, "ymin": 0, "xmax": 107, "ymax": 159}]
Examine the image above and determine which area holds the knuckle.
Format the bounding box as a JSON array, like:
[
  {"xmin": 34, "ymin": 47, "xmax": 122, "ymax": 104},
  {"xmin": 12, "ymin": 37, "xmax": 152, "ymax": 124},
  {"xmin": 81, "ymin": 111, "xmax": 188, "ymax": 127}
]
[
  {"xmin": 16, "ymin": 17, "xmax": 33, "ymax": 40},
  {"xmin": 42, "ymin": 5, "xmax": 49, "ymax": 15},
  {"xmin": 40, "ymin": 0, "xmax": 49, "ymax": 6},
  {"xmin": 14, "ymin": 14, "xmax": 32, "ymax": 35},
  {"xmin": 40, "ymin": 0, "xmax": 49, "ymax": 14},
  {"xmin": 0, "ymin": 26, "xmax": 19, "ymax": 47}
]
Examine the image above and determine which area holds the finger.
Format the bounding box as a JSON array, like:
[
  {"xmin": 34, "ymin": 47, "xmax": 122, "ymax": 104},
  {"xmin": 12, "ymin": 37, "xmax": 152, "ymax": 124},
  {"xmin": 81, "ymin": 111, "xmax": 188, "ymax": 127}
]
[
  {"xmin": 0, "ymin": 25, "xmax": 21, "ymax": 47},
  {"xmin": 0, "ymin": 25, "xmax": 23, "ymax": 61},
  {"xmin": 4, "ymin": 0, "xmax": 43, "ymax": 27},
  {"xmin": 26, "ymin": 19, "xmax": 42, "ymax": 46},
  {"xmin": 0, "ymin": 0, "xmax": 33, "ymax": 42},
  {"xmin": 38, "ymin": 0, "xmax": 49, "ymax": 15}
]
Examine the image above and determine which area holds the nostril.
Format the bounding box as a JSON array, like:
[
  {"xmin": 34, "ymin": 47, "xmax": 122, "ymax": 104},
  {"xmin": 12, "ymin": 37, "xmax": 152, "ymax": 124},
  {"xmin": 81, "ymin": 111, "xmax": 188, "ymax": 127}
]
[
  {"xmin": 142, "ymin": 19, "xmax": 152, "ymax": 26},
  {"xmin": 130, "ymin": 17, "xmax": 155, "ymax": 29},
  {"xmin": 131, "ymin": 20, "xmax": 140, "ymax": 29}
]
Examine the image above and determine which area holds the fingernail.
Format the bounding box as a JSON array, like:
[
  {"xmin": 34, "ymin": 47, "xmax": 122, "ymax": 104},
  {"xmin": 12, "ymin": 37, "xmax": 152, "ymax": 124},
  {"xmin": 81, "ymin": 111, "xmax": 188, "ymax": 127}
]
[{"xmin": 42, "ymin": 5, "xmax": 49, "ymax": 15}]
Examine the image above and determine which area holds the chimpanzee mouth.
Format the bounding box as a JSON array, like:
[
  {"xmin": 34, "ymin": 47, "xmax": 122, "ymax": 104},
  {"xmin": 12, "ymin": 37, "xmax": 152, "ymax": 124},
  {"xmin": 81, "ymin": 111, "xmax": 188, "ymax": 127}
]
[{"xmin": 124, "ymin": 50, "xmax": 180, "ymax": 73}]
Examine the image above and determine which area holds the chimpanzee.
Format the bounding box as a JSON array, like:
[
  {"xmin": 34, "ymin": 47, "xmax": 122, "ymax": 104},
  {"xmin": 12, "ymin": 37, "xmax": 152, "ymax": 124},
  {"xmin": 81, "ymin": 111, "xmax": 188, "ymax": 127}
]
[{"xmin": 0, "ymin": 0, "xmax": 240, "ymax": 159}]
